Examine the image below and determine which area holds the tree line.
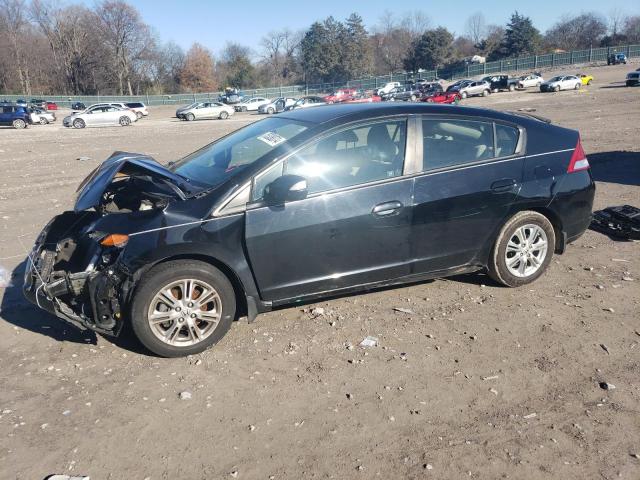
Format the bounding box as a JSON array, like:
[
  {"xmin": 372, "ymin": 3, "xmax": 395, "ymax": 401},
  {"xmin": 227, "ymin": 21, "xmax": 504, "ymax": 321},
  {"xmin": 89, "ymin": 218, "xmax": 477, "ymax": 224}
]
[{"xmin": 1, "ymin": 0, "xmax": 639, "ymax": 95}]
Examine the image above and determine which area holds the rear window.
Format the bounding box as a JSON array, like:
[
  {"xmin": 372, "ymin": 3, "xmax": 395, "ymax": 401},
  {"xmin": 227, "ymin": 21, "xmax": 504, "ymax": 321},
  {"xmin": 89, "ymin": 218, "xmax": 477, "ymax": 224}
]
[{"xmin": 126, "ymin": 102, "xmax": 144, "ymax": 108}]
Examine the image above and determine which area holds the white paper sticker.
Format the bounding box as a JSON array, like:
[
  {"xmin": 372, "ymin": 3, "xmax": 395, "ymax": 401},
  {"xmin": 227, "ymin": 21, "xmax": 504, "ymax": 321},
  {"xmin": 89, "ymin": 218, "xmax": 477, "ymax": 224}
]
[{"xmin": 257, "ymin": 132, "xmax": 286, "ymax": 147}]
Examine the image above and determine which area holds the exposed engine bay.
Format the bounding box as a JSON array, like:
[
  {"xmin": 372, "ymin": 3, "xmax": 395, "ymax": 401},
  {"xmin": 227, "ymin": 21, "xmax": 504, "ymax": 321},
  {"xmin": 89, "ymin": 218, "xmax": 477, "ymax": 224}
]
[{"xmin": 23, "ymin": 152, "xmax": 188, "ymax": 335}]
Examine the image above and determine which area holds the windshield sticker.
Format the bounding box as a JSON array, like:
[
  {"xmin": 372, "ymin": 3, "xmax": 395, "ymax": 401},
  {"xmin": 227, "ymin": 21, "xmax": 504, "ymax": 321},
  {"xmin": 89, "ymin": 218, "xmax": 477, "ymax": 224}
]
[{"xmin": 257, "ymin": 132, "xmax": 286, "ymax": 147}]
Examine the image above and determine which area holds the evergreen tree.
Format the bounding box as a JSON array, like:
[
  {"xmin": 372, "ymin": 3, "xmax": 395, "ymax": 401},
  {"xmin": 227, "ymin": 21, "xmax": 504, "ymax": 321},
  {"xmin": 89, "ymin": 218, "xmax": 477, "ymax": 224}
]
[
  {"xmin": 499, "ymin": 12, "xmax": 542, "ymax": 57},
  {"xmin": 403, "ymin": 27, "xmax": 454, "ymax": 72},
  {"xmin": 341, "ymin": 13, "xmax": 372, "ymax": 79}
]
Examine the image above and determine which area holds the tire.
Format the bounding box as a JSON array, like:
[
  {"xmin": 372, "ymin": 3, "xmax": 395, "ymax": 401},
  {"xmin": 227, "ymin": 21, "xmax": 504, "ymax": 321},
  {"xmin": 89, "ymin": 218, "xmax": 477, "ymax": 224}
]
[
  {"xmin": 136, "ymin": 111, "xmax": 143, "ymax": 120},
  {"xmin": 241, "ymin": 106, "xmax": 247, "ymax": 112},
  {"xmin": 482, "ymin": 89, "xmax": 490, "ymax": 97},
  {"xmin": 587, "ymin": 79, "xmax": 592, "ymax": 85},
  {"xmin": 488, "ymin": 211, "xmax": 555, "ymax": 288},
  {"xmin": 186, "ymin": 113, "xmax": 195, "ymax": 121},
  {"xmin": 72, "ymin": 118, "xmax": 85, "ymax": 129},
  {"xmin": 12, "ymin": 118, "xmax": 26, "ymax": 129},
  {"xmin": 410, "ymin": 94, "xmax": 417, "ymax": 102},
  {"xmin": 119, "ymin": 116, "xmax": 131, "ymax": 126},
  {"xmin": 492, "ymin": 88, "xmax": 498, "ymax": 93},
  {"xmin": 39, "ymin": 117, "xmax": 48, "ymax": 125},
  {"xmin": 574, "ymin": 82, "xmax": 580, "ymax": 90},
  {"xmin": 219, "ymin": 111, "xmax": 229, "ymax": 120},
  {"xmin": 130, "ymin": 260, "xmax": 236, "ymax": 357},
  {"xmin": 554, "ymin": 86, "xmax": 560, "ymax": 92},
  {"xmin": 267, "ymin": 107, "xmax": 275, "ymax": 114},
  {"xmin": 461, "ymin": 91, "xmax": 468, "ymax": 99},
  {"xmin": 426, "ymin": 98, "xmax": 434, "ymax": 103}
]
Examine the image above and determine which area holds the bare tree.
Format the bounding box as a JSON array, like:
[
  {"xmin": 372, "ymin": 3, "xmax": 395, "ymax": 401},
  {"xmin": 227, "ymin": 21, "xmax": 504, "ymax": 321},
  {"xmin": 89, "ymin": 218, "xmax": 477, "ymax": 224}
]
[
  {"xmin": 0, "ymin": 0, "xmax": 32, "ymax": 94},
  {"xmin": 372, "ymin": 10, "xmax": 430, "ymax": 74},
  {"xmin": 465, "ymin": 12, "xmax": 486, "ymax": 45},
  {"xmin": 608, "ymin": 8, "xmax": 627, "ymax": 37},
  {"xmin": 95, "ymin": 0, "xmax": 153, "ymax": 95},
  {"xmin": 260, "ymin": 29, "xmax": 301, "ymax": 84}
]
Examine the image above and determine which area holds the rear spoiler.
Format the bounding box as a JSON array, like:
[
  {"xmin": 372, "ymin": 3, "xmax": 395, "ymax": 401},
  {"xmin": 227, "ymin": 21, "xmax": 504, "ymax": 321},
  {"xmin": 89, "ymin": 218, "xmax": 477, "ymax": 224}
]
[{"xmin": 507, "ymin": 110, "xmax": 552, "ymax": 124}]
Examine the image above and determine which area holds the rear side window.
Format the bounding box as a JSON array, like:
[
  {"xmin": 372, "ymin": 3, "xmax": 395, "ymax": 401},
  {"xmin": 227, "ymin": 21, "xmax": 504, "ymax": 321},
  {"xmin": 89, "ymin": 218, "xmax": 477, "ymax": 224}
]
[
  {"xmin": 126, "ymin": 102, "xmax": 143, "ymax": 108},
  {"xmin": 422, "ymin": 119, "xmax": 521, "ymax": 171},
  {"xmin": 495, "ymin": 124, "xmax": 519, "ymax": 157}
]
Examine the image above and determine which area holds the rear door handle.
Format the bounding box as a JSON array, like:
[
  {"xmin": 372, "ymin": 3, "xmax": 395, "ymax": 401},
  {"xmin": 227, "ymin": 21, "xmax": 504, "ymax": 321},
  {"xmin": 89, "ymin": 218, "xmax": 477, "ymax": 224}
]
[
  {"xmin": 372, "ymin": 201, "xmax": 403, "ymax": 217},
  {"xmin": 491, "ymin": 178, "xmax": 517, "ymax": 192}
]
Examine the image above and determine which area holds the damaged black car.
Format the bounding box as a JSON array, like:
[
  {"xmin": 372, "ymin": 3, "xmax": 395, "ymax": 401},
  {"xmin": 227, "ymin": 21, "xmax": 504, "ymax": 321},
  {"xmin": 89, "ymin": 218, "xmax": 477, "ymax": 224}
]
[{"xmin": 24, "ymin": 103, "xmax": 595, "ymax": 357}]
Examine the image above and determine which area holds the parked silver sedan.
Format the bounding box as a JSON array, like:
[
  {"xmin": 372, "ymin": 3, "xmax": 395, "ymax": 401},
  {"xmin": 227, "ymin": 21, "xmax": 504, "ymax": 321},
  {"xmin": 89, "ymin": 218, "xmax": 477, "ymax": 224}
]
[
  {"xmin": 176, "ymin": 102, "xmax": 235, "ymax": 121},
  {"xmin": 63, "ymin": 105, "xmax": 137, "ymax": 128},
  {"xmin": 30, "ymin": 108, "xmax": 56, "ymax": 125}
]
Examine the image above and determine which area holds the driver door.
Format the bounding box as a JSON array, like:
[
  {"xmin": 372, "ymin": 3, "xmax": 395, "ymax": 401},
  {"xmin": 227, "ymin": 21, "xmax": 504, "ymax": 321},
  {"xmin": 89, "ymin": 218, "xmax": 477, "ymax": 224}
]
[{"xmin": 244, "ymin": 117, "xmax": 414, "ymax": 302}]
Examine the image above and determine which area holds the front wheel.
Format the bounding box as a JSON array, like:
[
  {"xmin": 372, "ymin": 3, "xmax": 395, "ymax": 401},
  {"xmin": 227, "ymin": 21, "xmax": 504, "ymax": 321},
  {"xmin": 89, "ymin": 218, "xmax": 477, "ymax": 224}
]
[
  {"xmin": 267, "ymin": 107, "xmax": 275, "ymax": 114},
  {"xmin": 509, "ymin": 84, "xmax": 515, "ymax": 91},
  {"xmin": 574, "ymin": 82, "xmax": 581, "ymax": 90},
  {"xmin": 461, "ymin": 91, "xmax": 467, "ymax": 99},
  {"xmin": 410, "ymin": 94, "xmax": 416, "ymax": 102},
  {"xmin": 119, "ymin": 116, "xmax": 131, "ymax": 126},
  {"xmin": 482, "ymin": 89, "xmax": 490, "ymax": 97},
  {"xmin": 488, "ymin": 211, "xmax": 555, "ymax": 287},
  {"xmin": 130, "ymin": 260, "xmax": 236, "ymax": 357},
  {"xmin": 186, "ymin": 113, "xmax": 195, "ymax": 121},
  {"xmin": 219, "ymin": 111, "xmax": 229, "ymax": 120},
  {"xmin": 73, "ymin": 118, "xmax": 85, "ymax": 129},
  {"xmin": 554, "ymin": 86, "xmax": 560, "ymax": 92},
  {"xmin": 39, "ymin": 117, "xmax": 48, "ymax": 125}
]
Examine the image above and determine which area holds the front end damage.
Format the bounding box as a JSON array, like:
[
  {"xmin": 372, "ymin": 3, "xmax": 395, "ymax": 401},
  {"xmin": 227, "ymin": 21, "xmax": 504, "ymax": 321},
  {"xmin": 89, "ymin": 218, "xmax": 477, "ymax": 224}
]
[
  {"xmin": 23, "ymin": 211, "xmax": 131, "ymax": 335},
  {"xmin": 23, "ymin": 152, "xmax": 190, "ymax": 336}
]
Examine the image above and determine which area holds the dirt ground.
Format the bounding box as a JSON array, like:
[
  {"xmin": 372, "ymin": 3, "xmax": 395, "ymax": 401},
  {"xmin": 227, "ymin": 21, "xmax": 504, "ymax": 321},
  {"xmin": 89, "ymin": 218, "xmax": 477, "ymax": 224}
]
[{"xmin": 0, "ymin": 63, "xmax": 639, "ymax": 480}]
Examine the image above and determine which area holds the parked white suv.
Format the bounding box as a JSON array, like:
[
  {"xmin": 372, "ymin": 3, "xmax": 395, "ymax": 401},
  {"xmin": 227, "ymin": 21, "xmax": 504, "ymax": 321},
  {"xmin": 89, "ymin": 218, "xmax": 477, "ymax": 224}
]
[
  {"xmin": 234, "ymin": 97, "xmax": 270, "ymax": 112},
  {"xmin": 125, "ymin": 102, "xmax": 149, "ymax": 119},
  {"xmin": 516, "ymin": 74, "xmax": 544, "ymax": 89},
  {"xmin": 375, "ymin": 81, "xmax": 402, "ymax": 95}
]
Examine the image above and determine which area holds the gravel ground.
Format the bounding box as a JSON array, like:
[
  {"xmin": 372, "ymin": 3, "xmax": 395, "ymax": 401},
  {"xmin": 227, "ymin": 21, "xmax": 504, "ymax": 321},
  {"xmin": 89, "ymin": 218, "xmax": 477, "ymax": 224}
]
[{"xmin": 0, "ymin": 63, "xmax": 639, "ymax": 480}]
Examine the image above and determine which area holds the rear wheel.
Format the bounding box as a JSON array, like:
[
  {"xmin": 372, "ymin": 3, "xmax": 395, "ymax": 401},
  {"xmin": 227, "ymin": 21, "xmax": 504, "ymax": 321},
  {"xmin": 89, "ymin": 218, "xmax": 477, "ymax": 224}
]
[
  {"xmin": 130, "ymin": 260, "xmax": 236, "ymax": 357},
  {"xmin": 135, "ymin": 111, "xmax": 143, "ymax": 120},
  {"xmin": 488, "ymin": 211, "xmax": 555, "ymax": 287},
  {"xmin": 482, "ymin": 89, "xmax": 490, "ymax": 97},
  {"xmin": 39, "ymin": 117, "xmax": 48, "ymax": 125},
  {"xmin": 219, "ymin": 111, "xmax": 229, "ymax": 120},
  {"xmin": 509, "ymin": 84, "xmax": 515, "ymax": 92},
  {"xmin": 574, "ymin": 82, "xmax": 581, "ymax": 90},
  {"xmin": 12, "ymin": 118, "xmax": 26, "ymax": 129},
  {"xmin": 72, "ymin": 118, "xmax": 85, "ymax": 129},
  {"xmin": 587, "ymin": 79, "xmax": 592, "ymax": 85}
]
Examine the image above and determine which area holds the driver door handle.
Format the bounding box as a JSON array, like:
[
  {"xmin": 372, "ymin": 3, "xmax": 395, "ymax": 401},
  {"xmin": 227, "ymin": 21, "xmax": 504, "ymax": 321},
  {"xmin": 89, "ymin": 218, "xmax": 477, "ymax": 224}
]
[{"xmin": 372, "ymin": 201, "xmax": 403, "ymax": 217}]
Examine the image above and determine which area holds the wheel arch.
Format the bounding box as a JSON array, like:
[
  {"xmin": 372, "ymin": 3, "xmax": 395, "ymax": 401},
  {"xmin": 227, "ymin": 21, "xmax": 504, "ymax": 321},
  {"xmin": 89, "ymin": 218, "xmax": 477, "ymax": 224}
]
[
  {"xmin": 527, "ymin": 206, "xmax": 565, "ymax": 254},
  {"xmin": 129, "ymin": 253, "xmax": 249, "ymax": 319}
]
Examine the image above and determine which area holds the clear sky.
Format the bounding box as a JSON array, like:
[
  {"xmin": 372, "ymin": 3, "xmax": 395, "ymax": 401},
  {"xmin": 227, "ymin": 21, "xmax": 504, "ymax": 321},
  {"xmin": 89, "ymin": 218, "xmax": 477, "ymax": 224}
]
[{"xmin": 97, "ymin": 0, "xmax": 639, "ymax": 55}]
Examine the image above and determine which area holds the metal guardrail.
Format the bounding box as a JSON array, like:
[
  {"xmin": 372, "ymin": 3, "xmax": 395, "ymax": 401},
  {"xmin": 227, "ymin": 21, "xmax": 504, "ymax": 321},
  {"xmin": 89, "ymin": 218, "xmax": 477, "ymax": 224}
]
[{"xmin": 2, "ymin": 44, "xmax": 637, "ymax": 107}]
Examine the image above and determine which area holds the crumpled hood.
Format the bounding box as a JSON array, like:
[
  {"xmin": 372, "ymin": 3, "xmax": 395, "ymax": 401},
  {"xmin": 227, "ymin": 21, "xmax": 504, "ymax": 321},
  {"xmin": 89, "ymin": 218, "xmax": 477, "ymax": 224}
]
[{"xmin": 74, "ymin": 151, "xmax": 186, "ymax": 212}]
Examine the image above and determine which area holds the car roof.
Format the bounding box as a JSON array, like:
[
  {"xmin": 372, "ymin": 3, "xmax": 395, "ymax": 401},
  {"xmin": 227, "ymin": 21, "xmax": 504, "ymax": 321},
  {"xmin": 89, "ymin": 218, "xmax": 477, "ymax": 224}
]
[{"xmin": 275, "ymin": 103, "xmax": 529, "ymax": 126}]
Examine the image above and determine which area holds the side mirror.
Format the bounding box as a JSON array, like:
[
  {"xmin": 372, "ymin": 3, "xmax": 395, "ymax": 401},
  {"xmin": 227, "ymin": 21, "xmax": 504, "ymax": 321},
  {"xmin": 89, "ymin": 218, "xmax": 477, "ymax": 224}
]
[{"xmin": 263, "ymin": 174, "xmax": 308, "ymax": 205}]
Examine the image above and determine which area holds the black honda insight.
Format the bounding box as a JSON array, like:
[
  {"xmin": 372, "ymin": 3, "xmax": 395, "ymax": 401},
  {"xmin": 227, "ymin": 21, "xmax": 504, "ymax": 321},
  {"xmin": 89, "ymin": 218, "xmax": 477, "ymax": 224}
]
[{"xmin": 23, "ymin": 103, "xmax": 595, "ymax": 356}]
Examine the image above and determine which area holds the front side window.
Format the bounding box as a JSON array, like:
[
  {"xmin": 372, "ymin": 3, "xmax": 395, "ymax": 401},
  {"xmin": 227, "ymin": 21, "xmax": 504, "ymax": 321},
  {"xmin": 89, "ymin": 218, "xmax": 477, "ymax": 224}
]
[
  {"xmin": 422, "ymin": 119, "xmax": 521, "ymax": 171},
  {"xmin": 275, "ymin": 119, "xmax": 407, "ymax": 196}
]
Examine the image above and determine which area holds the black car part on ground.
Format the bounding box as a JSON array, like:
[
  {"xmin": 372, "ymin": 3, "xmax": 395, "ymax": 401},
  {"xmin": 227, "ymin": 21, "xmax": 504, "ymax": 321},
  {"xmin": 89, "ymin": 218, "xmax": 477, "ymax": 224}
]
[{"xmin": 590, "ymin": 205, "xmax": 640, "ymax": 240}]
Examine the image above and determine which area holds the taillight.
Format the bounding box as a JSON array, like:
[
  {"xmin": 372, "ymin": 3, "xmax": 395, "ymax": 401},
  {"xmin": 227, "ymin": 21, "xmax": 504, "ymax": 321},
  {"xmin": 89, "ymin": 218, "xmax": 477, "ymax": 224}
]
[{"xmin": 567, "ymin": 137, "xmax": 590, "ymax": 173}]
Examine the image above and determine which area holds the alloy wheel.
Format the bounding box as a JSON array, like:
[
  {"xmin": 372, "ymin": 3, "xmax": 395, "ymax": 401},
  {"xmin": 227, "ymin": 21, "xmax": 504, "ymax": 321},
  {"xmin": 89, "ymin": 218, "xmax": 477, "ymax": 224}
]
[
  {"xmin": 147, "ymin": 278, "xmax": 223, "ymax": 347},
  {"xmin": 504, "ymin": 224, "xmax": 548, "ymax": 278}
]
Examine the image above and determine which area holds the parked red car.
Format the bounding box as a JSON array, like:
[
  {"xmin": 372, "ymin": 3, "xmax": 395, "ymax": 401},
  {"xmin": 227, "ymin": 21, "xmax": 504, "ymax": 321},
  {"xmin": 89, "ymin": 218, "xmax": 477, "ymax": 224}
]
[
  {"xmin": 340, "ymin": 92, "xmax": 382, "ymax": 104},
  {"xmin": 422, "ymin": 91, "xmax": 461, "ymax": 104},
  {"xmin": 323, "ymin": 88, "xmax": 358, "ymax": 104},
  {"xmin": 46, "ymin": 102, "xmax": 58, "ymax": 111}
]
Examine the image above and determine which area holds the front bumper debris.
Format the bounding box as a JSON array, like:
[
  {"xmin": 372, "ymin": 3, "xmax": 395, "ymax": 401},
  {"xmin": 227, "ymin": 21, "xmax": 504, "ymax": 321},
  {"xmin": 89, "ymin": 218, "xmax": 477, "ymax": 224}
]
[{"xmin": 22, "ymin": 213, "xmax": 128, "ymax": 336}]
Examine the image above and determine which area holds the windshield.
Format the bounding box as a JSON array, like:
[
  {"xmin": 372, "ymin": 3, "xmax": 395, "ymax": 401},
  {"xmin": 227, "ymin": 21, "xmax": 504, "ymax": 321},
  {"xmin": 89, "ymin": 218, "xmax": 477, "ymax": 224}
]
[
  {"xmin": 171, "ymin": 118, "xmax": 309, "ymax": 189},
  {"xmin": 549, "ymin": 76, "xmax": 562, "ymax": 82}
]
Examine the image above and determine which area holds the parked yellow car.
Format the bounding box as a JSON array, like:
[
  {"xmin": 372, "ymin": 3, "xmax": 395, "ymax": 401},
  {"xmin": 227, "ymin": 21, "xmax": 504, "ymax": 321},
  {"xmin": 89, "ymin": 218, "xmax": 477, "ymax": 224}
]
[{"xmin": 577, "ymin": 74, "xmax": 594, "ymax": 85}]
